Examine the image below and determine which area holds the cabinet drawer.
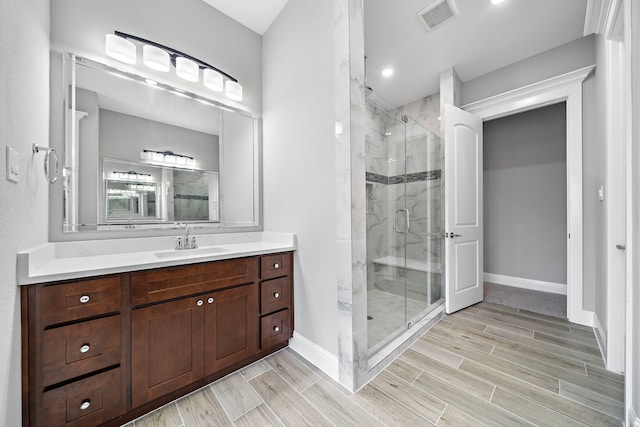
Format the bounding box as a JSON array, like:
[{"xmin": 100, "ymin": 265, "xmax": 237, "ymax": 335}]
[
  {"xmin": 41, "ymin": 277, "xmax": 121, "ymax": 327},
  {"xmin": 131, "ymin": 257, "xmax": 259, "ymax": 306},
  {"xmin": 260, "ymin": 309, "xmax": 291, "ymax": 349},
  {"xmin": 41, "ymin": 367, "xmax": 123, "ymax": 427},
  {"xmin": 42, "ymin": 316, "xmax": 121, "ymax": 387},
  {"xmin": 261, "ymin": 252, "xmax": 291, "ymax": 280},
  {"xmin": 260, "ymin": 277, "xmax": 290, "ymax": 315}
]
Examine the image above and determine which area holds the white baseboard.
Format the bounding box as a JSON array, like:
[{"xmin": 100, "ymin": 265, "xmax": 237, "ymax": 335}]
[
  {"xmin": 484, "ymin": 273, "xmax": 567, "ymax": 295},
  {"xmin": 593, "ymin": 313, "xmax": 607, "ymax": 364},
  {"xmin": 569, "ymin": 309, "xmax": 595, "ymax": 327},
  {"xmin": 288, "ymin": 332, "xmax": 339, "ymax": 382}
]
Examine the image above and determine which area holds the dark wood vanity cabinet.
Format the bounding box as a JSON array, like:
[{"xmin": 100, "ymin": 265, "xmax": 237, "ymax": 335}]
[
  {"xmin": 22, "ymin": 251, "xmax": 293, "ymax": 427},
  {"xmin": 131, "ymin": 281, "xmax": 259, "ymax": 407},
  {"xmin": 22, "ymin": 275, "xmax": 126, "ymax": 427}
]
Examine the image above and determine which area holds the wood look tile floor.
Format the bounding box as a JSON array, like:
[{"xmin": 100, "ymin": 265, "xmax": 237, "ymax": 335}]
[{"xmin": 125, "ymin": 302, "xmax": 624, "ymax": 426}]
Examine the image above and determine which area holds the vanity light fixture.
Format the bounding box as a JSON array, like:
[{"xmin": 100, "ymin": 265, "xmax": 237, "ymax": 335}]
[
  {"xmin": 143, "ymin": 45, "xmax": 170, "ymax": 72},
  {"xmin": 225, "ymin": 80, "xmax": 243, "ymax": 102},
  {"xmin": 105, "ymin": 31, "xmax": 243, "ymax": 101},
  {"xmin": 140, "ymin": 150, "xmax": 196, "ymax": 168},
  {"xmin": 203, "ymin": 69, "xmax": 224, "ymax": 91},
  {"xmin": 175, "ymin": 57, "xmax": 199, "ymax": 82},
  {"xmin": 105, "ymin": 34, "xmax": 136, "ymax": 64},
  {"xmin": 381, "ymin": 68, "xmax": 394, "ymax": 77}
]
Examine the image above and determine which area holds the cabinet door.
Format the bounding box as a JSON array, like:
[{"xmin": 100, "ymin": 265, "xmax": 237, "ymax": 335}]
[
  {"xmin": 204, "ymin": 284, "xmax": 258, "ymax": 375},
  {"xmin": 132, "ymin": 297, "xmax": 205, "ymax": 407}
]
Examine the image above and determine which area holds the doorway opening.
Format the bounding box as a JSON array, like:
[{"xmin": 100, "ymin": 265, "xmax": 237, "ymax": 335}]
[{"xmin": 482, "ymin": 102, "xmax": 568, "ymax": 319}]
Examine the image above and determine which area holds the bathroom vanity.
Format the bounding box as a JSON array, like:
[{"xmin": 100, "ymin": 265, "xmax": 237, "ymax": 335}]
[{"xmin": 19, "ymin": 233, "xmax": 295, "ymax": 427}]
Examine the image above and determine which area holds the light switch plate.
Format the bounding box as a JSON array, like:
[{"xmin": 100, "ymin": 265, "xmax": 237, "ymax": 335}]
[
  {"xmin": 6, "ymin": 146, "xmax": 19, "ymax": 183},
  {"xmin": 598, "ymin": 185, "xmax": 604, "ymax": 201}
]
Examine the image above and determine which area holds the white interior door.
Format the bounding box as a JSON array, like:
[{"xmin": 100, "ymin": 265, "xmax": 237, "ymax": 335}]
[{"xmin": 444, "ymin": 104, "xmax": 483, "ymax": 314}]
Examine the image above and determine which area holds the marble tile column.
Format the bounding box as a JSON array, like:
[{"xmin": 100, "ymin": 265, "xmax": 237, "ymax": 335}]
[{"xmin": 335, "ymin": 0, "xmax": 368, "ymax": 391}]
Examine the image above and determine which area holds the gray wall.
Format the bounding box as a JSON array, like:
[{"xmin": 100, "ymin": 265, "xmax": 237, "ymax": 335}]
[
  {"xmin": 463, "ymin": 35, "xmax": 597, "ymax": 105},
  {"xmin": 463, "ymin": 34, "xmax": 601, "ymax": 312},
  {"xmin": 0, "ymin": 0, "xmax": 50, "ymax": 425},
  {"xmin": 99, "ymin": 109, "xmax": 219, "ymax": 171},
  {"xmin": 263, "ymin": 0, "xmax": 338, "ymax": 355},
  {"xmin": 483, "ymin": 103, "xmax": 567, "ymax": 284}
]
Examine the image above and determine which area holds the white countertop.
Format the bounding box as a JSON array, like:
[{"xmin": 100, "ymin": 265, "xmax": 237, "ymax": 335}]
[{"xmin": 17, "ymin": 232, "xmax": 296, "ymax": 285}]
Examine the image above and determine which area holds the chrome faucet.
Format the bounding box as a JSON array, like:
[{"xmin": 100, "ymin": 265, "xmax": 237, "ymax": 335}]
[{"xmin": 175, "ymin": 223, "xmax": 198, "ymax": 250}]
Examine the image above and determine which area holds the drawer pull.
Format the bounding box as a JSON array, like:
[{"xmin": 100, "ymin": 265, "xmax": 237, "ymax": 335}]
[
  {"xmin": 274, "ymin": 326, "xmax": 281, "ymax": 332},
  {"xmin": 273, "ymin": 263, "xmax": 280, "ymax": 269},
  {"xmin": 79, "ymin": 295, "xmax": 90, "ymax": 304},
  {"xmin": 207, "ymin": 297, "xmax": 214, "ymax": 304},
  {"xmin": 274, "ymin": 292, "xmax": 280, "ymax": 298},
  {"xmin": 80, "ymin": 344, "xmax": 90, "ymax": 354},
  {"xmin": 80, "ymin": 399, "xmax": 91, "ymax": 411},
  {"xmin": 197, "ymin": 300, "xmax": 203, "ymax": 307}
]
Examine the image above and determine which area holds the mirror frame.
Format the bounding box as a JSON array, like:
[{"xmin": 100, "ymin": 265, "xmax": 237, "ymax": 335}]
[{"xmin": 48, "ymin": 51, "xmax": 263, "ymax": 240}]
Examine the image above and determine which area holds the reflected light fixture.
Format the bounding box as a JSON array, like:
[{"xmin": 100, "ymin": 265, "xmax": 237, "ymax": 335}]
[
  {"xmin": 105, "ymin": 34, "xmax": 136, "ymax": 64},
  {"xmin": 491, "ymin": 0, "xmax": 505, "ymax": 4},
  {"xmin": 140, "ymin": 150, "xmax": 196, "ymax": 168},
  {"xmin": 105, "ymin": 31, "xmax": 243, "ymax": 101},
  {"xmin": 143, "ymin": 45, "xmax": 170, "ymax": 72}
]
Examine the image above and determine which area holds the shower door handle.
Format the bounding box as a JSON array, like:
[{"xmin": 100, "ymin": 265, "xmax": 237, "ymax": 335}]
[{"xmin": 395, "ymin": 209, "xmax": 410, "ymax": 234}]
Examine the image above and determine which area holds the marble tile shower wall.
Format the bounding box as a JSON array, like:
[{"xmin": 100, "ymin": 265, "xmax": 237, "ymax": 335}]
[{"xmin": 365, "ymin": 100, "xmax": 444, "ymax": 292}]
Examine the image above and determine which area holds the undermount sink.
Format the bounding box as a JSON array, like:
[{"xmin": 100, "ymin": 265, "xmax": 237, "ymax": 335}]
[{"xmin": 155, "ymin": 246, "xmax": 228, "ymax": 259}]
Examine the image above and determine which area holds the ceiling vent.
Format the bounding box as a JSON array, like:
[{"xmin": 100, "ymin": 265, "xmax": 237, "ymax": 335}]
[{"xmin": 417, "ymin": 0, "xmax": 459, "ymax": 32}]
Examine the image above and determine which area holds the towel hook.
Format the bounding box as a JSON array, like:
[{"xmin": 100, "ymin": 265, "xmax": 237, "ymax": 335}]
[{"xmin": 32, "ymin": 144, "xmax": 59, "ymax": 184}]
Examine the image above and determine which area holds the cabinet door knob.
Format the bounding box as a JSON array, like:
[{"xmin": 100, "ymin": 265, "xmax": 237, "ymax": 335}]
[
  {"xmin": 207, "ymin": 297, "xmax": 214, "ymax": 304},
  {"xmin": 274, "ymin": 326, "xmax": 281, "ymax": 332},
  {"xmin": 80, "ymin": 344, "xmax": 90, "ymax": 354},
  {"xmin": 274, "ymin": 292, "xmax": 280, "ymax": 298},
  {"xmin": 197, "ymin": 300, "xmax": 203, "ymax": 307},
  {"xmin": 273, "ymin": 263, "xmax": 280, "ymax": 269},
  {"xmin": 80, "ymin": 399, "xmax": 91, "ymax": 411},
  {"xmin": 79, "ymin": 295, "xmax": 90, "ymax": 304}
]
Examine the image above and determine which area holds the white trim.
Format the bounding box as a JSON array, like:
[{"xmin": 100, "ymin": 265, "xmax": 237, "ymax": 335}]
[
  {"xmin": 483, "ymin": 273, "xmax": 566, "ymax": 295},
  {"xmin": 593, "ymin": 313, "xmax": 608, "ymax": 367},
  {"xmin": 462, "ymin": 66, "xmax": 595, "ymax": 120},
  {"xmin": 464, "ymin": 66, "xmax": 594, "ymax": 327},
  {"xmin": 604, "ymin": 35, "xmax": 627, "ymax": 373},
  {"xmin": 623, "ymin": 0, "xmax": 636, "ymax": 423},
  {"xmin": 584, "ymin": 0, "xmax": 614, "ymax": 35},
  {"xmin": 288, "ymin": 332, "xmax": 339, "ymax": 382}
]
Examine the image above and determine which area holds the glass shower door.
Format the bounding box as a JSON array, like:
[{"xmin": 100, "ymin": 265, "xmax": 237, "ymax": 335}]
[
  {"xmin": 365, "ymin": 105, "xmax": 408, "ymax": 350},
  {"xmin": 365, "ymin": 99, "xmax": 445, "ymax": 353}
]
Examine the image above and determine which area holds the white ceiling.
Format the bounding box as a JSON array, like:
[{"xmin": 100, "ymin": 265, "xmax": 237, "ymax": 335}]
[
  {"xmin": 201, "ymin": 0, "xmax": 589, "ymax": 108},
  {"xmin": 201, "ymin": 0, "xmax": 290, "ymax": 34},
  {"xmin": 365, "ymin": 0, "xmax": 589, "ymax": 107}
]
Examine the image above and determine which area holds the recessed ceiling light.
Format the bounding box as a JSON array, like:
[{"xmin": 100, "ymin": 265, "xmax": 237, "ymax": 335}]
[
  {"xmin": 381, "ymin": 68, "xmax": 394, "ymax": 78},
  {"xmin": 491, "ymin": 0, "xmax": 505, "ymax": 4}
]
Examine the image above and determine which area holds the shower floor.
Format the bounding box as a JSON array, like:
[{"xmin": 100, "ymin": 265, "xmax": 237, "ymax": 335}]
[{"xmin": 367, "ymin": 288, "xmax": 429, "ymax": 349}]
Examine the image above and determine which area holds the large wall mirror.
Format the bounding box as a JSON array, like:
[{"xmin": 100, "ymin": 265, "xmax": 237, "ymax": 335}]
[{"xmin": 58, "ymin": 54, "xmax": 259, "ymax": 233}]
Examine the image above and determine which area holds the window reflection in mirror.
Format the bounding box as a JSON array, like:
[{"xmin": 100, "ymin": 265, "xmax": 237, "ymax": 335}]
[{"xmin": 60, "ymin": 54, "xmax": 258, "ymax": 232}]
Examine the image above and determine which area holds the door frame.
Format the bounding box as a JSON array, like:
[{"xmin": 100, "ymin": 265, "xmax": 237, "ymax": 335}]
[{"xmin": 462, "ymin": 65, "xmax": 595, "ymax": 326}]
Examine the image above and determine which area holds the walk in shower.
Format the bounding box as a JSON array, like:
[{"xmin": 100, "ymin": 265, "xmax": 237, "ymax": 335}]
[{"xmin": 365, "ymin": 99, "xmax": 445, "ymax": 352}]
